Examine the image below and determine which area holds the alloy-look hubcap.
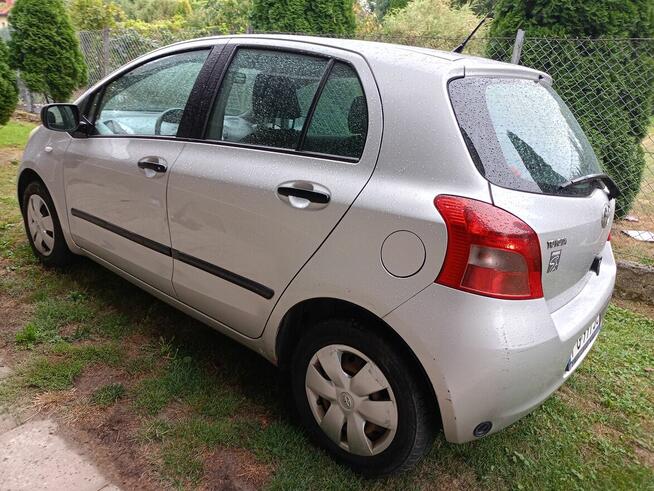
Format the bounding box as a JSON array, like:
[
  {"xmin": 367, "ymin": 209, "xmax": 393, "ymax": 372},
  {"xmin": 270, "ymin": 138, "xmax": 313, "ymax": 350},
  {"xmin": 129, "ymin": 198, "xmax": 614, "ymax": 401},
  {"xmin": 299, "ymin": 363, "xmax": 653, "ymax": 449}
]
[
  {"xmin": 305, "ymin": 344, "xmax": 398, "ymax": 456},
  {"xmin": 27, "ymin": 194, "xmax": 55, "ymax": 256}
]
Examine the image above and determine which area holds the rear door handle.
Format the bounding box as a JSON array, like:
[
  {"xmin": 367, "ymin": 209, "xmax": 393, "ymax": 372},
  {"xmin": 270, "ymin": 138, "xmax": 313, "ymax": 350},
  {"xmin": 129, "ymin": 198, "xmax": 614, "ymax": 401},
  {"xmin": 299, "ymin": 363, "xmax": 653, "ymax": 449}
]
[
  {"xmin": 277, "ymin": 186, "xmax": 330, "ymax": 204},
  {"xmin": 277, "ymin": 181, "xmax": 331, "ymax": 209},
  {"xmin": 137, "ymin": 157, "xmax": 167, "ymax": 173}
]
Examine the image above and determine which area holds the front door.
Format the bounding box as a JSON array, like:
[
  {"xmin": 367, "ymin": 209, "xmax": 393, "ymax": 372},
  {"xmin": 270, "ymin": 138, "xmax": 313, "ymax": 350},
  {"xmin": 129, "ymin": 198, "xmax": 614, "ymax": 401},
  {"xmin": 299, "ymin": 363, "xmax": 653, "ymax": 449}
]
[
  {"xmin": 64, "ymin": 49, "xmax": 211, "ymax": 296},
  {"xmin": 167, "ymin": 42, "xmax": 382, "ymax": 337}
]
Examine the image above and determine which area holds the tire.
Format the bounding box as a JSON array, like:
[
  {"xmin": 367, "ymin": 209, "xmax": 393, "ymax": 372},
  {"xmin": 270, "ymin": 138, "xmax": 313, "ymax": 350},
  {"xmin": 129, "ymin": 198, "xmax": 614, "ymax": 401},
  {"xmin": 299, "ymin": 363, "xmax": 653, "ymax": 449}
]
[
  {"xmin": 21, "ymin": 180, "xmax": 74, "ymax": 267},
  {"xmin": 291, "ymin": 318, "xmax": 436, "ymax": 476}
]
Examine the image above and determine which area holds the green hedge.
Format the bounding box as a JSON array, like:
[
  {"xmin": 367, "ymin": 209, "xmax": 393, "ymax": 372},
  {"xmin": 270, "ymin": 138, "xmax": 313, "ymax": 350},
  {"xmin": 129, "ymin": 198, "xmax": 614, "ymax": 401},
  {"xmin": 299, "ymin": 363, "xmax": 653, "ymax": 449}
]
[
  {"xmin": 251, "ymin": 0, "xmax": 356, "ymax": 36},
  {"xmin": 490, "ymin": 0, "xmax": 654, "ymax": 216},
  {"xmin": 0, "ymin": 39, "xmax": 18, "ymax": 126}
]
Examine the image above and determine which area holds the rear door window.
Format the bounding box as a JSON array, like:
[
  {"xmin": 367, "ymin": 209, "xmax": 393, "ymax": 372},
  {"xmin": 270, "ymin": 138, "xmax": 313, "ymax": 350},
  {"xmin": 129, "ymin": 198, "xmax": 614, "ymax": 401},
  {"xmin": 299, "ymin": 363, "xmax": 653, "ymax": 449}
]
[
  {"xmin": 302, "ymin": 62, "xmax": 368, "ymax": 159},
  {"xmin": 449, "ymin": 77, "xmax": 601, "ymax": 196},
  {"xmin": 206, "ymin": 49, "xmax": 328, "ymax": 149}
]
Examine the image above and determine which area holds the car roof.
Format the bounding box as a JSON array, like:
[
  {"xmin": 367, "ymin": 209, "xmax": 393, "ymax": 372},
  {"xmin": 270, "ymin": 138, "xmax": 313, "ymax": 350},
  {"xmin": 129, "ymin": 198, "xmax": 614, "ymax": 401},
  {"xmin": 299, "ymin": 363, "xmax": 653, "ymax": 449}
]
[
  {"xmin": 152, "ymin": 34, "xmax": 548, "ymax": 82},
  {"xmin": 78, "ymin": 33, "xmax": 549, "ymax": 104}
]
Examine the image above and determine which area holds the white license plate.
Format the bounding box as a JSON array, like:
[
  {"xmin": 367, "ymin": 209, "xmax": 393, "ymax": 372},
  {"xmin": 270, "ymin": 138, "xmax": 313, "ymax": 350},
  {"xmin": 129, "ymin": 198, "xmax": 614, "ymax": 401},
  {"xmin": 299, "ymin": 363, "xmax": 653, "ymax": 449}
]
[{"xmin": 566, "ymin": 315, "xmax": 602, "ymax": 371}]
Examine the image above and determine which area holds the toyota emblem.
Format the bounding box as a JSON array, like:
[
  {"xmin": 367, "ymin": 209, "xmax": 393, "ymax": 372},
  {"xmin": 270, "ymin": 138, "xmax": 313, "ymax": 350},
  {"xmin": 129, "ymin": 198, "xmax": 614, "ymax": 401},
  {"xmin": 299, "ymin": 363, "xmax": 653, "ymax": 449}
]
[{"xmin": 601, "ymin": 203, "xmax": 611, "ymax": 228}]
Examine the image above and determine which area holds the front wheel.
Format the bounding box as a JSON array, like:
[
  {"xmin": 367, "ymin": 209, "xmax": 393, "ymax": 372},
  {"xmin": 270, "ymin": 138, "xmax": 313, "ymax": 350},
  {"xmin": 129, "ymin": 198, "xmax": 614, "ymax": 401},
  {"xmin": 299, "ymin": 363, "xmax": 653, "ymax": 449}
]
[
  {"xmin": 291, "ymin": 319, "xmax": 436, "ymax": 476},
  {"xmin": 21, "ymin": 180, "xmax": 74, "ymax": 267}
]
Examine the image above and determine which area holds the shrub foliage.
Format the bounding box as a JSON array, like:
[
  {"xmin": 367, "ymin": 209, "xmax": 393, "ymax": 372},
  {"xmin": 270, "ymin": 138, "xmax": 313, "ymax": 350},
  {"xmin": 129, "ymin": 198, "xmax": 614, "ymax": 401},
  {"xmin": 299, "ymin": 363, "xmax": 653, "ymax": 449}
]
[
  {"xmin": 251, "ymin": 0, "xmax": 356, "ymax": 36},
  {"xmin": 490, "ymin": 0, "xmax": 654, "ymax": 216},
  {"xmin": 8, "ymin": 0, "xmax": 88, "ymax": 102},
  {"xmin": 0, "ymin": 39, "xmax": 18, "ymax": 126}
]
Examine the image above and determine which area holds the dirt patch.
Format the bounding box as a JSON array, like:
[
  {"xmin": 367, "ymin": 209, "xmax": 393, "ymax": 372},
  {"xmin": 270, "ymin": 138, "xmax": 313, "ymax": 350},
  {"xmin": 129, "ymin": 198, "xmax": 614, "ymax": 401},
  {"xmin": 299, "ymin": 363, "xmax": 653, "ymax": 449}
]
[
  {"xmin": 74, "ymin": 365, "xmax": 125, "ymax": 398},
  {"xmin": 158, "ymin": 400, "xmax": 193, "ymax": 422},
  {"xmin": 612, "ymin": 298, "xmax": 654, "ymax": 320},
  {"xmin": 634, "ymin": 445, "xmax": 654, "ymax": 468},
  {"xmin": 557, "ymin": 385, "xmax": 602, "ymax": 414},
  {"xmin": 592, "ymin": 422, "xmax": 654, "ymax": 468},
  {"xmin": 198, "ymin": 447, "xmax": 273, "ymax": 491},
  {"xmin": 59, "ymin": 402, "xmax": 166, "ymax": 491},
  {"xmin": 0, "ymin": 148, "xmax": 22, "ymax": 165},
  {"xmin": 12, "ymin": 111, "xmax": 40, "ymax": 124}
]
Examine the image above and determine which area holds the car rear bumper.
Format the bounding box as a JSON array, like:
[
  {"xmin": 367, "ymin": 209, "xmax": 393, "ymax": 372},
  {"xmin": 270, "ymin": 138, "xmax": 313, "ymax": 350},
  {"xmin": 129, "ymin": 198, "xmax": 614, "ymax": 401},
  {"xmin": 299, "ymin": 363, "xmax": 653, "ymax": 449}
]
[{"xmin": 383, "ymin": 243, "xmax": 616, "ymax": 444}]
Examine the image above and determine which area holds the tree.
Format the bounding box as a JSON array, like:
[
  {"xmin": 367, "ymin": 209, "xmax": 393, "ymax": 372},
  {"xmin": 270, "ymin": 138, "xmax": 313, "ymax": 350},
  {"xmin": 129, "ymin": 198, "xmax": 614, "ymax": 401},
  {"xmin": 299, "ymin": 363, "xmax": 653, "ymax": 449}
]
[
  {"xmin": 187, "ymin": 0, "xmax": 252, "ymax": 33},
  {"xmin": 115, "ymin": 0, "xmax": 188, "ymax": 22},
  {"xmin": 0, "ymin": 39, "xmax": 18, "ymax": 126},
  {"xmin": 69, "ymin": 0, "xmax": 125, "ymax": 31},
  {"xmin": 490, "ymin": 0, "xmax": 654, "ymax": 216},
  {"xmin": 451, "ymin": 0, "xmax": 495, "ymax": 17},
  {"xmin": 380, "ymin": 0, "xmax": 486, "ymax": 46},
  {"xmin": 251, "ymin": 0, "xmax": 356, "ymax": 36},
  {"xmin": 372, "ymin": 0, "xmax": 408, "ymax": 19},
  {"xmin": 9, "ymin": 0, "xmax": 87, "ymax": 102}
]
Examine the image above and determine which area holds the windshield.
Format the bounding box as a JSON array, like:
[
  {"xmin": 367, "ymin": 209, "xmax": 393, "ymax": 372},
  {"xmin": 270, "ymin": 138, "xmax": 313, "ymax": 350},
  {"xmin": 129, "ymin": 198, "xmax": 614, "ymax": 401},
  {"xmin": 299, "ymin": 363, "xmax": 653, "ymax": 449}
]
[{"xmin": 449, "ymin": 77, "xmax": 602, "ymax": 196}]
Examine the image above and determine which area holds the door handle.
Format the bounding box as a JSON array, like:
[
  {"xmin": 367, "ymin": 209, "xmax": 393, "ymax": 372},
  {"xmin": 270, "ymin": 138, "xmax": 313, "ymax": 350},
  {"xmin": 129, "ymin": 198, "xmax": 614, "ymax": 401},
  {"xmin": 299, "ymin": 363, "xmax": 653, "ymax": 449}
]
[
  {"xmin": 277, "ymin": 186, "xmax": 330, "ymax": 204},
  {"xmin": 137, "ymin": 157, "xmax": 167, "ymax": 173}
]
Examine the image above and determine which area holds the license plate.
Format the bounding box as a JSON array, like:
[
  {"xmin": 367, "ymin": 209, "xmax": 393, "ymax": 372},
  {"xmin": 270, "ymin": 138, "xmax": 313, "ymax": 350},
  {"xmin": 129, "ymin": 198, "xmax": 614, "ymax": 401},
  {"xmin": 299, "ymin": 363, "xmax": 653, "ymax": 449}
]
[{"xmin": 566, "ymin": 315, "xmax": 602, "ymax": 371}]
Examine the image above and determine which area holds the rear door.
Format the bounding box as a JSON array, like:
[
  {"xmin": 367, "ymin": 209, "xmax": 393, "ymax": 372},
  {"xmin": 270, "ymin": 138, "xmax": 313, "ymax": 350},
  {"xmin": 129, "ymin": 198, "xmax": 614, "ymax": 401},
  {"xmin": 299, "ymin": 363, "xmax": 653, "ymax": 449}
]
[
  {"xmin": 449, "ymin": 75, "xmax": 613, "ymax": 310},
  {"xmin": 167, "ymin": 40, "xmax": 382, "ymax": 337}
]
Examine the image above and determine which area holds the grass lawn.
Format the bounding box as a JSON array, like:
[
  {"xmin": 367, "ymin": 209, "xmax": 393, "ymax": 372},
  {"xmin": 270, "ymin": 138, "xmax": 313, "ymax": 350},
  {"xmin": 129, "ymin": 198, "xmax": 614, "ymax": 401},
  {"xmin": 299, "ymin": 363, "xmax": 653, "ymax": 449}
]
[
  {"xmin": 0, "ymin": 119, "xmax": 653, "ymax": 489},
  {"xmin": 0, "ymin": 120, "xmax": 36, "ymax": 149}
]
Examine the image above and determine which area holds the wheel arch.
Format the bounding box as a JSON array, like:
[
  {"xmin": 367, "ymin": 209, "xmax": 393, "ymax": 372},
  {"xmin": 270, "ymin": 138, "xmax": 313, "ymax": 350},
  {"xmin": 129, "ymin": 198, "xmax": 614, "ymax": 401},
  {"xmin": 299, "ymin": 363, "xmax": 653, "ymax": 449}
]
[
  {"xmin": 17, "ymin": 168, "xmax": 45, "ymax": 211},
  {"xmin": 275, "ymin": 296, "xmax": 441, "ymax": 424}
]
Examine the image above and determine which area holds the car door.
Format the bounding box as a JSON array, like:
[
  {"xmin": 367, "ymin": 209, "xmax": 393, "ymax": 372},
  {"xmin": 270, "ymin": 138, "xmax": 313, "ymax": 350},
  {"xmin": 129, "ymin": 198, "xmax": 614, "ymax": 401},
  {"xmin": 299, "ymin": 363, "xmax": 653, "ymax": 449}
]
[
  {"xmin": 63, "ymin": 47, "xmax": 213, "ymax": 296},
  {"xmin": 167, "ymin": 41, "xmax": 383, "ymax": 338}
]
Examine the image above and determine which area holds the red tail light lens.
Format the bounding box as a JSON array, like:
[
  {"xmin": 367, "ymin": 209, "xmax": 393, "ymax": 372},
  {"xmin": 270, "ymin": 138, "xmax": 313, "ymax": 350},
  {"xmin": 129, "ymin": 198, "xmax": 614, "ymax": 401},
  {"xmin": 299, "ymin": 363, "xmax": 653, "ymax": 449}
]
[{"xmin": 434, "ymin": 195, "xmax": 543, "ymax": 299}]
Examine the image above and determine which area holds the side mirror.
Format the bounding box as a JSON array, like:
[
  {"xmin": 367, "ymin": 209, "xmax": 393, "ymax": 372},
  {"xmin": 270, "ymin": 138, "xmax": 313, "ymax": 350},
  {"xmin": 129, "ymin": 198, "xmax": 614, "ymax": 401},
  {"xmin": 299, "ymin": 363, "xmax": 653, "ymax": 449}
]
[{"xmin": 41, "ymin": 104, "xmax": 80, "ymax": 132}]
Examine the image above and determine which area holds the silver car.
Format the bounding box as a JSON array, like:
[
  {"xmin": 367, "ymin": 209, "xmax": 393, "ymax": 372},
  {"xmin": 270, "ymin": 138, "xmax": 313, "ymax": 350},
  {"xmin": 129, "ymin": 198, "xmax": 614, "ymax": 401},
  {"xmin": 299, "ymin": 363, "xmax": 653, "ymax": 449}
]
[{"xmin": 18, "ymin": 35, "xmax": 617, "ymax": 475}]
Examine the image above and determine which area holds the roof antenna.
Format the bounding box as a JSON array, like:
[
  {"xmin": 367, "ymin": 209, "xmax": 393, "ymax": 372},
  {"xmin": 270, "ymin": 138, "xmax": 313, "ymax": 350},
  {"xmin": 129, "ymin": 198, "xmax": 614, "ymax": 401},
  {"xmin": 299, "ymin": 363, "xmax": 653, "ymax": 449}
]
[{"xmin": 452, "ymin": 13, "xmax": 492, "ymax": 54}]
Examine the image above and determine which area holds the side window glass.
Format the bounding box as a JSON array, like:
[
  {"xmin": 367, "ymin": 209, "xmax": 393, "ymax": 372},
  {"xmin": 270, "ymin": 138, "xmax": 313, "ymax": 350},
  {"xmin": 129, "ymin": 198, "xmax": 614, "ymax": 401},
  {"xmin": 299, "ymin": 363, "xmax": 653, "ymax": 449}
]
[
  {"xmin": 206, "ymin": 49, "xmax": 328, "ymax": 149},
  {"xmin": 94, "ymin": 50, "xmax": 209, "ymax": 137},
  {"xmin": 301, "ymin": 62, "xmax": 368, "ymax": 159}
]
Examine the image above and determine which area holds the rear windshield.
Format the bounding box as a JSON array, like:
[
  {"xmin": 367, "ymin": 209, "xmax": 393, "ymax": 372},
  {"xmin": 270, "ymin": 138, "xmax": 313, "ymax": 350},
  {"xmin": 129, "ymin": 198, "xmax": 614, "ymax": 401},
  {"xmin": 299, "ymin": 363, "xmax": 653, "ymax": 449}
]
[{"xmin": 449, "ymin": 77, "xmax": 601, "ymax": 196}]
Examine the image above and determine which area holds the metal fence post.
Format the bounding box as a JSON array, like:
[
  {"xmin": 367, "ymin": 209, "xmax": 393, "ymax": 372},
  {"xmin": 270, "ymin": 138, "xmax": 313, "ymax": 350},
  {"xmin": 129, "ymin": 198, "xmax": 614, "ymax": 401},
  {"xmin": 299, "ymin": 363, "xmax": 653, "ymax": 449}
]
[
  {"xmin": 102, "ymin": 27, "xmax": 110, "ymax": 77},
  {"xmin": 511, "ymin": 29, "xmax": 525, "ymax": 64}
]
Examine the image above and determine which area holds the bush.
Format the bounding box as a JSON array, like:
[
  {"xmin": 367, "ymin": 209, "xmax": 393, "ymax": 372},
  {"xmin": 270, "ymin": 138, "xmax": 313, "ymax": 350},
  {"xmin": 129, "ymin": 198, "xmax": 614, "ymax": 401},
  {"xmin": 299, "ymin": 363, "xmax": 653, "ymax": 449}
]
[
  {"xmin": 0, "ymin": 39, "xmax": 18, "ymax": 126},
  {"xmin": 8, "ymin": 0, "xmax": 88, "ymax": 102},
  {"xmin": 251, "ymin": 0, "xmax": 356, "ymax": 36},
  {"xmin": 490, "ymin": 0, "xmax": 654, "ymax": 216},
  {"xmin": 380, "ymin": 0, "xmax": 486, "ymax": 47}
]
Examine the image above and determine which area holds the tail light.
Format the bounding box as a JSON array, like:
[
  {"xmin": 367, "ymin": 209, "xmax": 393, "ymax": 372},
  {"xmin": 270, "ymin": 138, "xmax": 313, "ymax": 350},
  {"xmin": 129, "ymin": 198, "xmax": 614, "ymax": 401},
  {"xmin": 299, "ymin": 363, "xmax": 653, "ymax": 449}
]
[
  {"xmin": 607, "ymin": 231, "xmax": 611, "ymax": 241},
  {"xmin": 434, "ymin": 195, "xmax": 543, "ymax": 300}
]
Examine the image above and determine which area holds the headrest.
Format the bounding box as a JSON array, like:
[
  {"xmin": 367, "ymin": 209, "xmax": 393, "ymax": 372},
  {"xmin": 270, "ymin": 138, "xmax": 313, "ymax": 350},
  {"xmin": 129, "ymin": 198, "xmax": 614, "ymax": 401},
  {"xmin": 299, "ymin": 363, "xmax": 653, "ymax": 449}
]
[
  {"xmin": 252, "ymin": 73, "xmax": 301, "ymax": 121},
  {"xmin": 348, "ymin": 96, "xmax": 368, "ymax": 134}
]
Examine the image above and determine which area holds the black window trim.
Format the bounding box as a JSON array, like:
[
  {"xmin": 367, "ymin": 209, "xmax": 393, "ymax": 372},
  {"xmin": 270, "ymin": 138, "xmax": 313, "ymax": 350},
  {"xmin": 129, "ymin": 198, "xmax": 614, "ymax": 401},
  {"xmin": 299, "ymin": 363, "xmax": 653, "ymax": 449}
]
[
  {"xmin": 198, "ymin": 43, "xmax": 368, "ymax": 163},
  {"xmin": 75, "ymin": 41, "xmax": 369, "ymax": 163},
  {"xmin": 78, "ymin": 44, "xmax": 222, "ymax": 140}
]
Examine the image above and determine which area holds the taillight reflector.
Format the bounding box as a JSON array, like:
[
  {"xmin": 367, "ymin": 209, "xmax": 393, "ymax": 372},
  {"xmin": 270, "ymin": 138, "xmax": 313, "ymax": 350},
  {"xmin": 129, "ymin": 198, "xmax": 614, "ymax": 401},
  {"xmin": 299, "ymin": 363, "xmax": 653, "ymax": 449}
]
[{"xmin": 434, "ymin": 195, "xmax": 543, "ymax": 300}]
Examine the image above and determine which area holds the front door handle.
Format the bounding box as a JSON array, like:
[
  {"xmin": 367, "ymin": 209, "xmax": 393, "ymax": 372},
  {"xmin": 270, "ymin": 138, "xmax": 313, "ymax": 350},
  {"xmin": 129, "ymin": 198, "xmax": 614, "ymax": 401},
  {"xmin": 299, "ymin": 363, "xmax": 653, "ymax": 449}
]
[{"xmin": 137, "ymin": 157, "xmax": 167, "ymax": 173}]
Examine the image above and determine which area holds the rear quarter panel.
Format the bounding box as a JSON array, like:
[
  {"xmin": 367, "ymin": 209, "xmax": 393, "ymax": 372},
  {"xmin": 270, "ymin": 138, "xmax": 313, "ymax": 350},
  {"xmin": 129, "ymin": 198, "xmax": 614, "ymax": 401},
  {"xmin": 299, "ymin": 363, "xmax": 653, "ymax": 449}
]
[{"xmin": 261, "ymin": 55, "xmax": 492, "ymax": 359}]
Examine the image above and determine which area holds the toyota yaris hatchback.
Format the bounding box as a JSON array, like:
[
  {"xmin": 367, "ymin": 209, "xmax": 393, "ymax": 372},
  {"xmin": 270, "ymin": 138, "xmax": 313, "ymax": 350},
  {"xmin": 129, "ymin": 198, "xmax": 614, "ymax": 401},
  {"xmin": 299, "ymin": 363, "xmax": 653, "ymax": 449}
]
[{"xmin": 19, "ymin": 35, "xmax": 617, "ymax": 475}]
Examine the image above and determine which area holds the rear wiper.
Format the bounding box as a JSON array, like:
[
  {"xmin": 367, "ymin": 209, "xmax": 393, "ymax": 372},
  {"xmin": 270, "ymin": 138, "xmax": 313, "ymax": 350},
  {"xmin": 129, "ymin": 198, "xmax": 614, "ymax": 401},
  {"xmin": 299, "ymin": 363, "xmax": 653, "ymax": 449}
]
[{"xmin": 557, "ymin": 173, "xmax": 621, "ymax": 200}]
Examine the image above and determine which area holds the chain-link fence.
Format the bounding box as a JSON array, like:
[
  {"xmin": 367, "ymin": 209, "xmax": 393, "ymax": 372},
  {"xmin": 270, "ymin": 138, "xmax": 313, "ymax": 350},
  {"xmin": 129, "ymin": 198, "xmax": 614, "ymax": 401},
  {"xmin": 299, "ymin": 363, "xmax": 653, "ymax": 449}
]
[{"xmin": 35, "ymin": 29, "xmax": 654, "ymax": 264}]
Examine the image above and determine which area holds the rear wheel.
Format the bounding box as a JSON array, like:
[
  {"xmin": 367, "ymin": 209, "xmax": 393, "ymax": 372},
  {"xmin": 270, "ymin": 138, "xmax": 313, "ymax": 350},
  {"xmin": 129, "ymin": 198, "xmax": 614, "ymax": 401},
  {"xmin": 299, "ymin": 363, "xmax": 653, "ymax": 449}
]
[
  {"xmin": 21, "ymin": 180, "xmax": 74, "ymax": 267},
  {"xmin": 291, "ymin": 318, "xmax": 436, "ymax": 476}
]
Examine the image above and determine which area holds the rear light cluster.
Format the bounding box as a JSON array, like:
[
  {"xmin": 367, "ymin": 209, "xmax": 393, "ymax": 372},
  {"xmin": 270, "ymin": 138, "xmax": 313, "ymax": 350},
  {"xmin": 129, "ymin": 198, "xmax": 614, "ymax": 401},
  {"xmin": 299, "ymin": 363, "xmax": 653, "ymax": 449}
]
[{"xmin": 434, "ymin": 195, "xmax": 543, "ymax": 300}]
